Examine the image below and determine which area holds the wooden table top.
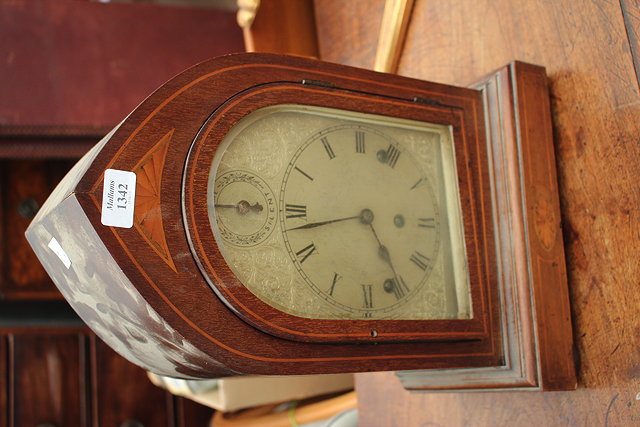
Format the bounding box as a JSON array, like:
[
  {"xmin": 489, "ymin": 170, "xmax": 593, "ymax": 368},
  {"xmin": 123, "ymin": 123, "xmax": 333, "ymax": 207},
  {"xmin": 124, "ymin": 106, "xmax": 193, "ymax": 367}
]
[{"xmin": 314, "ymin": 0, "xmax": 640, "ymax": 425}]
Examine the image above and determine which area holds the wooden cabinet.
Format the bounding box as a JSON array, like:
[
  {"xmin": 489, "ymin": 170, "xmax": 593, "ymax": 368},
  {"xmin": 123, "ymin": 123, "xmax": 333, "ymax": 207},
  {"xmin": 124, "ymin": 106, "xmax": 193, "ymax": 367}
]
[
  {"xmin": 0, "ymin": 147, "xmax": 214, "ymax": 425},
  {"xmin": 0, "ymin": 159, "xmax": 76, "ymax": 300},
  {"xmin": 0, "ymin": 2, "xmax": 241, "ymax": 422},
  {"xmin": 0, "ymin": 335, "xmax": 6, "ymax": 427},
  {"xmin": 10, "ymin": 333, "xmax": 87, "ymax": 426},
  {"xmin": 0, "ymin": 137, "xmax": 211, "ymax": 425},
  {"xmin": 0, "ymin": 0, "xmax": 244, "ymax": 129},
  {"xmin": 1, "ymin": 330, "xmax": 213, "ymax": 427},
  {"xmin": 92, "ymin": 338, "xmax": 174, "ymax": 427},
  {"xmin": 175, "ymin": 398, "xmax": 216, "ymax": 427}
]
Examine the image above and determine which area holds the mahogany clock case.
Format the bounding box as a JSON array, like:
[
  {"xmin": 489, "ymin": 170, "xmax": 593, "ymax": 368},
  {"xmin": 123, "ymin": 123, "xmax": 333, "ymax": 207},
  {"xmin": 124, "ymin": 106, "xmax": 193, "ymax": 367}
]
[{"xmin": 24, "ymin": 54, "xmax": 573, "ymax": 390}]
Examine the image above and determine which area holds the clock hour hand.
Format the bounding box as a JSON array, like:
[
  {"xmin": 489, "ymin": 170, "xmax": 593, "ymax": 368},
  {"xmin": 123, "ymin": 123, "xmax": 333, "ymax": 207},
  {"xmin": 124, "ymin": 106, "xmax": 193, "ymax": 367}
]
[
  {"xmin": 367, "ymin": 219, "xmax": 401, "ymax": 281},
  {"xmin": 286, "ymin": 215, "xmax": 361, "ymax": 231},
  {"xmin": 214, "ymin": 200, "xmax": 263, "ymax": 215}
]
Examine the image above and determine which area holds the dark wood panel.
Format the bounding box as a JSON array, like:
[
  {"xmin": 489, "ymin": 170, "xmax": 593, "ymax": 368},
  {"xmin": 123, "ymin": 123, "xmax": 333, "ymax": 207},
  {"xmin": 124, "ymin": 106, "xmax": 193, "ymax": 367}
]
[
  {"xmin": 0, "ymin": 335, "xmax": 6, "ymax": 427},
  {"xmin": 91, "ymin": 337, "xmax": 172, "ymax": 427},
  {"xmin": 0, "ymin": 174, "xmax": 4, "ymax": 301},
  {"xmin": 175, "ymin": 396, "xmax": 214, "ymax": 427},
  {"xmin": 0, "ymin": 159, "xmax": 74, "ymax": 299},
  {"xmin": 0, "ymin": 132, "xmax": 100, "ymax": 159},
  {"xmin": 10, "ymin": 333, "xmax": 87, "ymax": 427},
  {"xmin": 0, "ymin": 0, "xmax": 243, "ymax": 128}
]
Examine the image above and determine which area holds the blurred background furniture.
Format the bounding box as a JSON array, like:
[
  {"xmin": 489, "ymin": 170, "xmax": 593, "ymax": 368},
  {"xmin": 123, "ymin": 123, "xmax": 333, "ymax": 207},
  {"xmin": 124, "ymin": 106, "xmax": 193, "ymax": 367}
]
[{"xmin": 0, "ymin": 1, "xmax": 243, "ymax": 425}]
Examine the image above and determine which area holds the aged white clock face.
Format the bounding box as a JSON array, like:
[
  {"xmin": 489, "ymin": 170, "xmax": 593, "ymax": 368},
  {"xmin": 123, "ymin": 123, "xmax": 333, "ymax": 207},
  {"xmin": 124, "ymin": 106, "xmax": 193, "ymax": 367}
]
[{"xmin": 208, "ymin": 105, "xmax": 470, "ymax": 320}]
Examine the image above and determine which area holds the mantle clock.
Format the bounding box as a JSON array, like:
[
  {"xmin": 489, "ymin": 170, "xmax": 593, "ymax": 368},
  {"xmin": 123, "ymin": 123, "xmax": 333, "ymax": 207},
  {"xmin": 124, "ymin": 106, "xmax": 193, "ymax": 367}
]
[{"xmin": 26, "ymin": 53, "xmax": 575, "ymax": 391}]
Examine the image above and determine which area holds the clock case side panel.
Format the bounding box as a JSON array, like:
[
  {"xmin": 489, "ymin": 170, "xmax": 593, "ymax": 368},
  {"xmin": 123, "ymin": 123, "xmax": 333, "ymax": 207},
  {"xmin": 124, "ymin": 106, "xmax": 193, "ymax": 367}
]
[
  {"xmin": 24, "ymin": 133, "xmax": 236, "ymax": 379},
  {"xmin": 184, "ymin": 82, "xmax": 498, "ymax": 345},
  {"xmin": 397, "ymin": 62, "xmax": 576, "ymax": 391}
]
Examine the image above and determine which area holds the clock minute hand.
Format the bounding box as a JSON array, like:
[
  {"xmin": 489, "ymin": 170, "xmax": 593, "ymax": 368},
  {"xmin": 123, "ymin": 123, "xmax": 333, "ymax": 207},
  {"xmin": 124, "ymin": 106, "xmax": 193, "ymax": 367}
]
[{"xmin": 286, "ymin": 215, "xmax": 361, "ymax": 231}]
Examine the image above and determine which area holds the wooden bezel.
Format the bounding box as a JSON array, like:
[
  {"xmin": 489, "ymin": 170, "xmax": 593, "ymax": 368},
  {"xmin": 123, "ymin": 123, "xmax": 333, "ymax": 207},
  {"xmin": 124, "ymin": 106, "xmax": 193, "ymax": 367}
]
[{"xmin": 184, "ymin": 83, "xmax": 494, "ymax": 343}]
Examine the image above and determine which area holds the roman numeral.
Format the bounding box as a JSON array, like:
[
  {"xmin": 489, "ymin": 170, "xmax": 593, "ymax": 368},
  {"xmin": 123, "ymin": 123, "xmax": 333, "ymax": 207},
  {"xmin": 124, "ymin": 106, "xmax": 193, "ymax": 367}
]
[
  {"xmin": 285, "ymin": 203, "xmax": 307, "ymax": 219},
  {"xmin": 394, "ymin": 276, "xmax": 410, "ymax": 300},
  {"xmin": 321, "ymin": 137, "xmax": 336, "ymax": 159},
  {"xmin": 362, "ymin": 284, "xmax": 373, "ymax": 308},
  {"xmin": 410, "ymin": 251, "xmax": 430, "ymax": 271},
  {"xmin": 386, "ymin": 144, "xmax": 400, "ymax": 168},
  {"xmin": 384, "ymin": 277, "xmax": 411, "ymax": 299},
  {"xmin": 410, "ymin": 177, "xmax": 425, "ymax": 190},
  {"xmin": 355, "ymin": 131, "xmax": 365, "ymax": 153},
  {"xmin": 328, "ymin": 272, "xmax": 341, "ymax": 296},
  {"xmin": 294, "ymin": 166, "xmax": 314, "ymax": 181},
  {"xmin": 418, "ymin": 218, "xmax": 435, "ymax": 228},
  {"xmin": 296, "ymin": 242, "xmax": 316, "ymax": 264}
]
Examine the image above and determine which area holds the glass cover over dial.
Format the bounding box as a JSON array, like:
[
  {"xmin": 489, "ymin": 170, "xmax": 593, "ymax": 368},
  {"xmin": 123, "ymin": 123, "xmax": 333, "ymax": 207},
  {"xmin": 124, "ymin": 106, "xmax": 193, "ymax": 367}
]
[{"xmin": 208, "ymin": 105, "xmax": 470, "ymax": 320}]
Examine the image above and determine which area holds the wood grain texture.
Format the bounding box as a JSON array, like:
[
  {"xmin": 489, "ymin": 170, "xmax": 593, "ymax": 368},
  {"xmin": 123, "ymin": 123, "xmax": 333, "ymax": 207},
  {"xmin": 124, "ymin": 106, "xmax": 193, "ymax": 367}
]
[
  {"xmin": 512, "ymin": 62, "xmax": 575, "ymax": 390},
  {"xmin": 357, "ymin": 371, "xmax": 640, "ymax": 427},
  {"xmin": 0, "ymin": 335, "xmax": 6, "ymax": 427},
  {"xmin": 91, "ymin": 337, "xmax": 172, "ymax": 427},
  {"xmin": 0, "ymin": 136, "xmax": 99, "ymax": 159},
  {"xmin": 0, "ymin": 328, "xmax": 211, "ymax": 426},
  {"xmin": 184, "ymin": 77, "xmax": 496, "ymax": 345},
  {"xmin": 313, "ymin": 0, "xmax": 640, "ymax": 424},
  {"xmin": 0, "ymin": 0, "xmax": 243, "ymax": 128},
  {"xmin": 314, "ymin": 0, "xmax": 386, "ymax": 69},
  {"xmin": 622, "ymin": 0, "xmax": 640, "ymax": 87},
  {"xmin": 0, "ymin": 159, "xmax": 74, "ymax": 299},
  {"xmin": 132, "ymin": 129, "xmax": 176, "ymax": 272},
  {"xmin": 244, "ymin": 0, "xmax": 319, "ymax": 57},
  {"xmin": 0, "ymin": 175, "xmax": 4, "ymax": 301},
  {"xmin": 9, "ymin": 333, "xmax": 87, "ymax": 427},
  {"xmin": 174, "ymin": 396, "xmax": 214, "ymax": 427},
  {"xmin": 398, "ymin": 63, "xmax": 575, "ymax": 391}
]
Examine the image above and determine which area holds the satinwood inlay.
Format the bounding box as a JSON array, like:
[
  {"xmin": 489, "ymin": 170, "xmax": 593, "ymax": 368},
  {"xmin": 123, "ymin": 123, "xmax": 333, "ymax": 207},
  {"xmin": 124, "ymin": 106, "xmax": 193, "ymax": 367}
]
[{"xmin": 133, "ymin": 129, "xmax": 176, "ymax": 272}]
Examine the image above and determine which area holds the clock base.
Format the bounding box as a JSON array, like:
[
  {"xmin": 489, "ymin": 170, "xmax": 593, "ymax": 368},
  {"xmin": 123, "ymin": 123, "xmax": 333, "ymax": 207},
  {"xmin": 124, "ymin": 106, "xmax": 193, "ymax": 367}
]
[{"xmin": 397, "ymin": 62, "xmax": 576, "ymax": 392}]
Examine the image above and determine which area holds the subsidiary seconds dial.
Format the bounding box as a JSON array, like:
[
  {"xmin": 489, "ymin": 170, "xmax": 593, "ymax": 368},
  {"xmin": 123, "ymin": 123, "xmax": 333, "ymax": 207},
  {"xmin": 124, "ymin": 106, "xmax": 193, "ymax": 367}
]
[{"xmin": 280, "ymin": 124, "xmax": 441, "ymax": 317}]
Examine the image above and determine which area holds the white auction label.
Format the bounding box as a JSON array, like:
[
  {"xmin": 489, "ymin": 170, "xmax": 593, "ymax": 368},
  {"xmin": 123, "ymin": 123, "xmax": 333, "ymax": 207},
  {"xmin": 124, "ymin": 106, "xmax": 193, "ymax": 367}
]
[{"xmin": 101, "ymin": 169, "xmax": 136, "ymax": 228}]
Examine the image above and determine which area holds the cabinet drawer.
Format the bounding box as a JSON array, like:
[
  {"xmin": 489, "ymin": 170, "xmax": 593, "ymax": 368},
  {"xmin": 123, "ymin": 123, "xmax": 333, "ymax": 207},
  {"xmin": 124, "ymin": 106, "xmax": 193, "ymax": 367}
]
[
  {"xmin": 92, "ymin": 337, "xmax": 172, "ymax": 427},
  {"xmin": 0, "ymin": 159, "xmax": 74, "ymax": 300},
  {"xmin": 10, "ymin": 333, "xmax": 87, "ymax": 427},
  {"xmin": 0, "ymin": 335, "xmax": 6, "ymax": 427}
]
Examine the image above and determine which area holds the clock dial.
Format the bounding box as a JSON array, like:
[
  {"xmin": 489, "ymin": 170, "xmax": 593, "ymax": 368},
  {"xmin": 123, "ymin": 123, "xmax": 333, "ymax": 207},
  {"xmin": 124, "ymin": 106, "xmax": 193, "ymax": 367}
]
[
  {"xmin": 280, "ymin": 124, "xmax": 440, "ymax": 316},
  {"xmin": 208, "ymin": 105, "xmax": 470, "ymax": 320},
  {"xmin": 213, "ymin": 170, "xmax": 277, "ymax": 247}
]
